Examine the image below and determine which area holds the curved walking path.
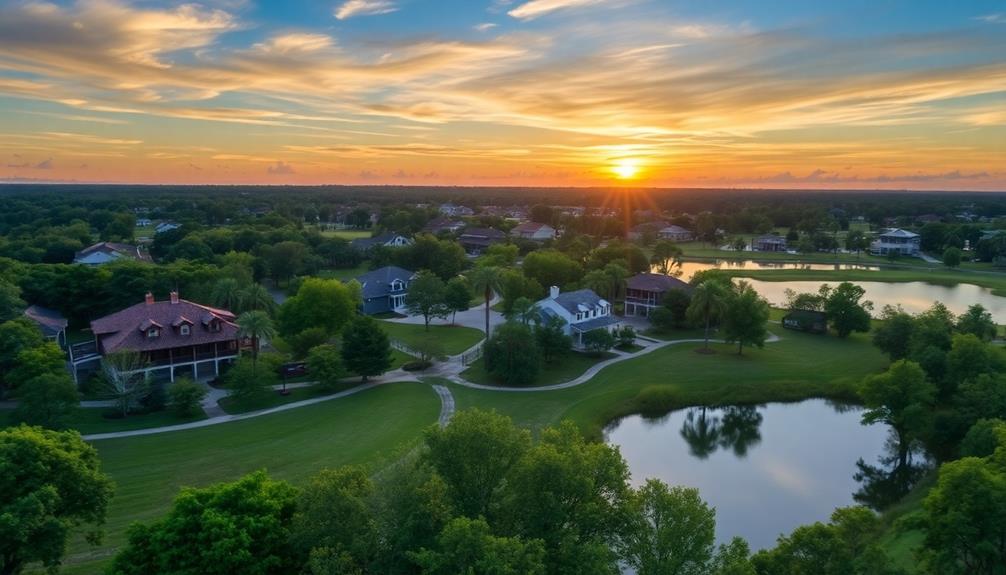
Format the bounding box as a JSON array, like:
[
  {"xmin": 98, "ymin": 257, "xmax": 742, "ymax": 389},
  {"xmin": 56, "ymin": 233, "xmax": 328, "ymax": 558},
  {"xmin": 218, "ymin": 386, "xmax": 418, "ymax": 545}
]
[
  {"xmin": 441, "ymin": 333, "xmax": 781, "ymax": 392},
  {"xmin": 77, "ymin": 322, "xmax": 779, "ymax": 440}
]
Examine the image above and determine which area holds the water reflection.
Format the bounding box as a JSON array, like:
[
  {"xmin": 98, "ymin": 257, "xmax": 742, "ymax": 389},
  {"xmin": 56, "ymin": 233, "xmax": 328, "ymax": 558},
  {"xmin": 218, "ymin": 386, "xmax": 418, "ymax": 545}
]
[
  {"xmin": 678, "ymin": 406, "xmax": 764, "ymax": 459},
  {"xmin": 671, "ymin": 260, "xmax": 1006, "ymax": 322},
  {"xmin": 605, "ymin": 400, "xmax": 890, "ymax": 549},
  {"xmin": 853, "ymin": 433, "xmax": 932, "ymax": 512}
]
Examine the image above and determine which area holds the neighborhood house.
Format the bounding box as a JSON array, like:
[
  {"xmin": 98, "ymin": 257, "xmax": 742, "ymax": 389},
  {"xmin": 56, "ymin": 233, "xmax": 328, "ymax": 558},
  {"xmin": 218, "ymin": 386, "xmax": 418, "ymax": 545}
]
[
  {"xmin": 536, "ymin": 286, "xmax": 622, "ymax": 348},
  {"xmin": 459, "ymin": 227, "xmax": 507, "ymax": 255},
  {"xmin": 350, "ymin": 232, "xmax": 413, "ymax": 252},
  {"xmin": 657, "ymin": 225, "xmax": 694, "ymax": 242},
  {"xmin": 355, "ymin": 266, "xmax": 415, "ymax": 315},
  {"xmin": 754, "ymin": 235, "xmax": 788, "ymax": 252},
  {"xmin": 870, "ymin": 228, "xmax": 921, "ymax": 256},
  {"xmin": 510, "ymin": 222, "xmax": 557, "ymax": 241},
  {"xmin": 624, "ymin": 273, "xmax": 692, "ymax": 317},
  {"xmin": 73, "ymin": 242, "xmax": 152, "ymax": 265},
  {"xmin": 71, "ymin": 291, "xmax": 244, "ymax": 384}
]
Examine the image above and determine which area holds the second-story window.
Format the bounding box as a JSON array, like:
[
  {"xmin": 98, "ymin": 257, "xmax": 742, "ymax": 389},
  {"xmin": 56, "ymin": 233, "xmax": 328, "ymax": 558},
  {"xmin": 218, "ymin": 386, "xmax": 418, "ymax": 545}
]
[
  {"xmin": 180, "ymin": 325, "xmax": 190, "ymax": 336},
  {"xmin": 147, "ymin": 328, "xmax": 159, "ymax": 339}
]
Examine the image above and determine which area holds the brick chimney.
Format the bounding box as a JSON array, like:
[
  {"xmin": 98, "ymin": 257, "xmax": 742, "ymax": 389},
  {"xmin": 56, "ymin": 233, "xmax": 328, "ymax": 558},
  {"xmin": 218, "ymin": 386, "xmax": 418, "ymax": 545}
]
[
  {"xmin": 170, "ymin": 290, "xmax": 179, "ymax": 304},
  {"xmin": 145, "ymin": 292, "xmax": 154, "ymax": 305}
]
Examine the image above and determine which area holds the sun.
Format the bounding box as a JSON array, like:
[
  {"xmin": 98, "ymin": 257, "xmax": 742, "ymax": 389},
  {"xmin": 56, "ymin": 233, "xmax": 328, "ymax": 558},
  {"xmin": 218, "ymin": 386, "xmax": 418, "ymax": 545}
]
[{"xmin": 611, "ymin": 158, "xmax": 641, "ymax": 179}]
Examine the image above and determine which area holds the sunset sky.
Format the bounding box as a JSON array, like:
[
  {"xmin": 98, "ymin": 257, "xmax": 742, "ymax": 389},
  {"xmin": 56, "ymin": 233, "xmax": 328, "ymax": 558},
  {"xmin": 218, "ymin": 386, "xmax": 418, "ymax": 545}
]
[{"xmin": 0, "ymin": 0, "xmax": 1003, "ymax": 189}]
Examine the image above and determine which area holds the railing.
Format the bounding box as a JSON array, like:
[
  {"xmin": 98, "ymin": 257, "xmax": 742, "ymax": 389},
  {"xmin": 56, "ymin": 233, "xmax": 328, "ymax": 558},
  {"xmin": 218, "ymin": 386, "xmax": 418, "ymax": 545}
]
[
  {"xmin": 389, "ymin": 338, "xmax": 419, "ymax": 358},
  {"xmin": 461, "ymin": 343, "xmax": 483, "ymax": 366}
]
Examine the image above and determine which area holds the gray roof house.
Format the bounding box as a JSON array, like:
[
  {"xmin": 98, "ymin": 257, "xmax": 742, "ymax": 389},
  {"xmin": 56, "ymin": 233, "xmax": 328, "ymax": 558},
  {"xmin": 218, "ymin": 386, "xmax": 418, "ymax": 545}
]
[
  {"xmin": 536, "ymin": 286, "xmax": 622, "ymax": 347},
  {"xmin": 23, "ymin": 304, "xmax": 68, "ymax": 347},
  {"xmin": 73, "ymin": 242, "xmax": 153, "ymax": 265},
  {"xmin": 350, "ymin": 232, "xmax": 413, "ymax": 252},
  {"xmin": 870, "ymin": 228, "xmax": 920, "ymax": 256},
  {"xmin": 624, "ymin": 273, "xmax": 692, "ymax": 318},
  {"xmin": 355, "ymin": 266, "xmax": 415, "ymax": 315},
  {"xmin": 459, "ymin": 227, "xmax": 507, "ymax": 255}
]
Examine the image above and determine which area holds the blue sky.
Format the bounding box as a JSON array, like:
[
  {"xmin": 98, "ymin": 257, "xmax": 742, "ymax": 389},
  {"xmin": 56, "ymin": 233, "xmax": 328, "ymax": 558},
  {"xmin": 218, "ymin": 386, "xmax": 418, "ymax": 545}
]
[{"xmin": 0, "ymin": 0, "xmax": 1003, "ymax": 188}]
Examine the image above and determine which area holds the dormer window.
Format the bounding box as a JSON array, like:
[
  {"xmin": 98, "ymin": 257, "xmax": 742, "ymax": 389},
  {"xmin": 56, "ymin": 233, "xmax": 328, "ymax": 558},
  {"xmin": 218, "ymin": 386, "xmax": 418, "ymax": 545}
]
[
  {"xmin": 180, "ymin": 325, "xmax": 190, "ymax": 336},
  {"xmin": 209, "ymin": 319, "xmax": 221, "ymax": 332},
  {"xmin": 391, "ymin": 280, "xmax": 403, "ymax": 291},
  {"xmin": 147, "ymin": 328, "xmax": 159, "ymax": 339}
]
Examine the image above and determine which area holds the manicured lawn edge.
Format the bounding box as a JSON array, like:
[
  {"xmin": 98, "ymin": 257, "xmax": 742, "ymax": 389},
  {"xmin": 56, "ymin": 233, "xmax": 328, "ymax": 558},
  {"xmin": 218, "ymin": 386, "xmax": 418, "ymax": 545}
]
[{"xmin": 460, "ymin": 351, "xmax": 616, "ymax": 388}]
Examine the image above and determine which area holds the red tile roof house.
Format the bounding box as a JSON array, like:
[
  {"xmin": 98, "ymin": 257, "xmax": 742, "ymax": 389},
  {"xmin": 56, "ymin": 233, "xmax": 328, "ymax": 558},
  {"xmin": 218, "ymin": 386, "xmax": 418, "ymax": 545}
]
[{"xmin": 72, "ymin": 291, "xmax": 247, "ymax": 384}]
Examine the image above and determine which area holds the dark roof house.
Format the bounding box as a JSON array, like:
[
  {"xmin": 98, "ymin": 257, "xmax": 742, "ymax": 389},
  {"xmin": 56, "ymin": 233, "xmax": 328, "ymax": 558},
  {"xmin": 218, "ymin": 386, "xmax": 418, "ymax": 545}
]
[
  {"xmin": 74, "ymin": 242, "xmax": 153, "ymax": 265},
  {"xmin": 459, "ymin": 227, "xmax": 506, "ymax": 255},
  {"xmin": 624, "ymin": 273, "xmax": 692, "ymax": 317},
  {"xmin": 355, "ymin": 266, "xmax": 415, "ymax": 315},
  {"xmin": 23, "ymin": 304, "xmax": 68, "ymax": 344},
  {"xmin": 350, "ymin": 232, "xmax": 413, "ymax": 252}
]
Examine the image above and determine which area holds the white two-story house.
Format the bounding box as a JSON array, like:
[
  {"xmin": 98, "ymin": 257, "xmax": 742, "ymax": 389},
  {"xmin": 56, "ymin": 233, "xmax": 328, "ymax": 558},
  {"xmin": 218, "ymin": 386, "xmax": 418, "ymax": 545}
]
[
  {"xmin": 870, "ymin": 228, "xmax": 921, "ymax": 256},
  {"xmin": 535, "ymin": 286, "xmax": 622, "ymax": 347}
]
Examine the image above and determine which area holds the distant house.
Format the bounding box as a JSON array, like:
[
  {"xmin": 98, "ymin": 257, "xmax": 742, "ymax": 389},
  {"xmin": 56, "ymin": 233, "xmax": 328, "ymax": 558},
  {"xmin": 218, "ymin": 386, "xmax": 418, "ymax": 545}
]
[
  {"xmin": 782, "ymin": 309, "xmax": 828, "ymax": 334},
  {"xmin": 753, "ymin": 235, "xmax": 787, "ymax": 252},
  {"xmin": 154, "ymin": 221, "xmax": 181, "ymax": 234},
  {"xmin": 72, "ymin": 291, "xmax": 245, "ymax": 384},
  {"xmin": 355, "ymin": 266, "xmax": 415, "ymax": 315},
  {"xmin": 627, "ymin": 221, "xmax": 668, "ymax": 241},
  {"xmin": 510, "ymin": 222, "xmax": 556, "ymax": 241},
  {"xmin": 536, "ymin": 287, "xmax": 621, "ymax": 348},
  {"xmin": 350, "ymin": 232, "xmax": 413, "ymax": 252},
  {"xmin": 657, "ymin": 225, "xmax": 694, "ymax": 242},
  {"xmin": 136, "ymin": 218, "xmax": 152, "ymax": 227},
  {"xmin": 459, "ymin": 227, "xmax": 507, "ymax": 255},
  {"xmin": 439, "ymin": 203, "xmax": 475, "ymax": 217},
  {"xmin": 73, "ymin": 242, "xmax": 152, "ymax": 265},
  {"xmin": 870, "ymin": 228, "xmax": 920, "ymax": 256},
  {"xmin": 915, "ymin": 214, "xmax": 941, "ymax": 224},
  {"xmin": 23, "ymin": 304, "xmax": 68, "ymax": 347},
  {"xmin": 624, "ymin": 273, "xmax": 692, "ymax": 318},
  {"xmin": 423, "ymin": 217, "xmax": 466, "ymax": 235}
]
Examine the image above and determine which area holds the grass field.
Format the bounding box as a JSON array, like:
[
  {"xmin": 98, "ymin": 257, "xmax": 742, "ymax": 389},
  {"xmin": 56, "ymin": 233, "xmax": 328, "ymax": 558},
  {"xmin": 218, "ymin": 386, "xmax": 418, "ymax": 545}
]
[
  {"xmin": 379, "ymin": 321, "xmax": 484, "ymax": 355},
  {"xmin": 1, "ymin": 407, "xmax": 206, "ymax": 434},
  {"xmin": 61, "ymin": 382, "xmax": 440, "ymax": 574},
  {"xmin": 460, "ymin": 351, "xmax": 615, "ymax": 387},
  {"xmin": 444, "ymin": 326, "xmax": 888, "ymax": 438},
  {"xmin": 318, "ymin": 229, "xmax": 372, "ymax": 240}
]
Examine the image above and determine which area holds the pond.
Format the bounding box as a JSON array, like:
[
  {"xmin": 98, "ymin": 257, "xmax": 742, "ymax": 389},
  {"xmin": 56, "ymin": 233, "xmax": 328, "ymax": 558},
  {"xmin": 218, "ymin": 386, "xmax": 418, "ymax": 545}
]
[
  {"xmin": 671, "ymin": 260, "xmax": 1006, "ymax": 322},
  {"xmin": 604, "ymin": 400, "xmax": 925, "ymax": 550}
]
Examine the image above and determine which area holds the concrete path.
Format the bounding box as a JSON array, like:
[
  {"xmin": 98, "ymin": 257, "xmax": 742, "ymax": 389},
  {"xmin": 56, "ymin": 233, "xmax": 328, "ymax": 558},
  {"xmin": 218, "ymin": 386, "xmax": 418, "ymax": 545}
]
[
  {"xmin": 430, "ymin": 384, "xmax": 455, "ymax": 428},
  {"xmin": 444, "ymin": 333, "xmax": 781, "ymax": 393},
  {"xmin": 82, "ymin": 371, "xmax": 421, "ymax": 441},
  {"xmin": 386, "ymin": 295, "xmax": 505, "ymax": 334}
]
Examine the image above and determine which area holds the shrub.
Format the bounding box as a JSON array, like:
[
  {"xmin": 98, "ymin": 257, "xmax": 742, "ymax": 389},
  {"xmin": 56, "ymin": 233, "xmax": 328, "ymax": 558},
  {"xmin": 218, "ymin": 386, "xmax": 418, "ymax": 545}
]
[
  {"xmin": 582, "ymin": 329, "xmax": 616, "ymax": 357},
  {"xmin": 168, "ymin": 378, "xmax": 208, "ymax": 417}
]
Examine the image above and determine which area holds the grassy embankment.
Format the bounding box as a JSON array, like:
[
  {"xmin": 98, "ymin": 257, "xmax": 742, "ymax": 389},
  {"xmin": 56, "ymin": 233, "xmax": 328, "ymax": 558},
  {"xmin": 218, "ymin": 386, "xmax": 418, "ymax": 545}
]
[
  {"xmin": 460, "ymin": 351, "xmax": 617, "ymax": 388},
  {"xmin": 59, "ymin": 382, "xmax": 440, "ymax": 575}
]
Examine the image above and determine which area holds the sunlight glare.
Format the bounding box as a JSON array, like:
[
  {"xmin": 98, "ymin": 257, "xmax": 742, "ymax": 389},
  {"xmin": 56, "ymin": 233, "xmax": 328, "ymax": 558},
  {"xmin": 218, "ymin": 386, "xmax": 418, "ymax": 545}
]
[{"xmin": 611, "ymin": 158, "xmax": 641, "ymax": 179}]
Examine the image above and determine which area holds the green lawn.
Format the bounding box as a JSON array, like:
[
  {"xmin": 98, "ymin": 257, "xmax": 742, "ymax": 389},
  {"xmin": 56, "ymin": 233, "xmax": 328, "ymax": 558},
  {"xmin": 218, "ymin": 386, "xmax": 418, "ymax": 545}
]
[
  {"xmin": 379, "ymin": 321, "xmax": 484, "ymax": 355},
  {"xmin": 219, "ymin": 385, "xmax": 328, "ymax": 414},
  {"xmin": 317, "ymin": 263, "xmax": 369, "ymax": 282},
  {"xmin": 444, "ymin": 327, "xmax": 888, "ymax": 438},
  {"xmin": 61, "ymin": 382, "xmax": 440, "ymax": 574},
  {"xmin": 2, "ymin": 408, "xmax": 206, "ymax": 435},
  {"xmin": 460, "ymin": 351, "xmax": 615, "ymax": 387},
  {"xmin": 318, "ymin": 229, "xmax": 372, "ymax": 240}
]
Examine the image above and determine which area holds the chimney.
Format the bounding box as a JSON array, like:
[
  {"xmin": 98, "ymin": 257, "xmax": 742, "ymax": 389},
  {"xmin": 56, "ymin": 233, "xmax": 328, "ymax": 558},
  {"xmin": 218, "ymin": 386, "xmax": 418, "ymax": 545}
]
[
  {"xmin": 145, "ymin": 292, "xmax": 154, "ymax": 305},
  {"xmin": 549, "ymin": 285, "xmax": 560, "ymax": 299},
  {"xmin": 170, "ymin": 290, "xmax": 179, "ymax": 304}
]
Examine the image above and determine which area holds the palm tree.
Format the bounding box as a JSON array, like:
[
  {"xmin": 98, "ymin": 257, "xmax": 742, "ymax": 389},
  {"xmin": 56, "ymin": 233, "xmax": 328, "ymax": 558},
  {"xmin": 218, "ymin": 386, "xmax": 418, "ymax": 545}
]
[
  {"xmin": 467, "ymin": 265, "xmax": 501, "ymax": 338},
  {"xmin": 680, "ymin": 408, "xmax": 722, "ymax": 459},
  {"xmin": 211, "ymin": 278, "xmax": 243, "ymax": 311},
  {"xmin": 236, "ymin": 310, "xmax": 275, "ymax": 369},
  {"xmin": 602, "ymin": 263, "xmax": 628, "ymax": 300},
  {"xmin": 505, "ymin": 297, "xmax": 539, "ymax": 325},
  {"xmin": 238, "ymin": 283, "xmax": 276, "ymax": 314},
  {"xmin": 686, "ymin": 280, "xmax": 729, "ymax": 351}
]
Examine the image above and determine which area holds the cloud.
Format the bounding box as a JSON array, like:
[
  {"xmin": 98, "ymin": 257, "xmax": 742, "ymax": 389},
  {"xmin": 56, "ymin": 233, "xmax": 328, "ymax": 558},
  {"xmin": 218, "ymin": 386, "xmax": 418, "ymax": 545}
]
[
  {"xmin": 724, "ymin": 168, "xmax": 994, "ymax": 185},
  {"xmin": 7, "ymin": 162, "xmax": 29, "ymax": 168},
  {"xmin": 334, "ymin": 0, "xmax": 396, "ymax": 20},
  {"xmin": 474, "ymin": 22, "xmax": 497, "ymax": 32},
  {"xmin": 508, "ymin": 0, "xmax": 606, "ymax": 20},
  {"xmin": 267, "ymin": 161, "xmax": 295, "ymax": 174},
  {"xmin": 34, "ymin": 158, "xmax": 53, "ymax": 169},
  {"xmin": 975, "ymin": 13, "xmax": 1006, "ymax": 24}
]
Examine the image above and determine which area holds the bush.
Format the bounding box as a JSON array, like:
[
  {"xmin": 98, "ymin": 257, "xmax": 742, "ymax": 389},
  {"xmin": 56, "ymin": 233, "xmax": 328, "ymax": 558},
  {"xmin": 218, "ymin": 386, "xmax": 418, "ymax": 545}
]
[
  {"xmin": 142, "ymin": 380, "xmax": 168, "ymax": 412},
  {"xmin": 582, "ymin": 329, "xmax": 616, "ymax": 357},
  {"xmin": 616, "ymin": 326, "xmax": 636, "ymax": 348},
  {"xmin": 402, "ymin": 360, "xmax": 433, "ymax": 372},
  {"xmin": 288, "ymin": 327, "xmax": 330, "ymax": 359},
  {"xmin": 485, "ymin": 321, "xmax": 541, "ymax": 386},
  {"xmin": 168, "ymin": 378, "xmax": 208, "ymax": 417}
]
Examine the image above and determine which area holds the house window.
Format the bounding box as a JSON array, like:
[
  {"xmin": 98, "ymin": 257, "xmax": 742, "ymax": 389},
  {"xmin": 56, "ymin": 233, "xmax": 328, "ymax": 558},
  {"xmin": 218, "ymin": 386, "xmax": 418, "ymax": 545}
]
[
  {"xmin": 576, "ymin": 313, "xmax": 582, "ymax": 321},
  {"xmin": 391, "ymin": 280, "xmax": 402, "ymax": 291},
  {"xmin": 180, "ymin": 325, "xmax": 190, "ymax": 336},
  {"xmin": 147, "ymin": 328, "xmax": 159, "ymax": 339},
  {"xmin": 592, "ymin": 309, "xmax": 597, "ymax": 317}
]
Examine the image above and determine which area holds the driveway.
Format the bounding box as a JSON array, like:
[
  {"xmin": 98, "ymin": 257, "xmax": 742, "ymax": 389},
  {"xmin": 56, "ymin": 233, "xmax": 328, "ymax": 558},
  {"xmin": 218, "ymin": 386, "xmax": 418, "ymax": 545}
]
[{"xmin": 386, "ymin": 297, "xmax": 505, "ymax": 334}]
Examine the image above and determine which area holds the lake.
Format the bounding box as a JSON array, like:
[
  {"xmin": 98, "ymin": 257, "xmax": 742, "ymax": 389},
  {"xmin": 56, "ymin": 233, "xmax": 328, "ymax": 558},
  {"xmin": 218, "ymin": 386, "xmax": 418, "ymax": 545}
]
[
  {"xmin": 605, "ymin": 400, "xmax": 895, "ymax": 550},
  {"xmin": 671, "ymin": 260, "xmax": 1006, "ymax": 322}
]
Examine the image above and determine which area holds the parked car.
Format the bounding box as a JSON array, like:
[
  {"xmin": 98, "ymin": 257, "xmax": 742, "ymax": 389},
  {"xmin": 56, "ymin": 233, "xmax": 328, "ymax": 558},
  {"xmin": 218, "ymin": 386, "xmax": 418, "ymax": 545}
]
[{"xmin": 280, "ymin": 362, "xmax": 308, "ymax": 378}]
